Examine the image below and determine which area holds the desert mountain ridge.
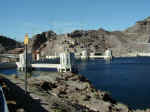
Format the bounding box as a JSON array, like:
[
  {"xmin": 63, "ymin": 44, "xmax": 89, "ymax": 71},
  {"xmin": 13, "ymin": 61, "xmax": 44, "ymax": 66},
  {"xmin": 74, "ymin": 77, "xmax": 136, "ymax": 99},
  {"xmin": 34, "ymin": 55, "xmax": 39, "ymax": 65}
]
[
  {"xmin": 1, "ymin": 16, "xmax": 150, "ymax": 57},
  {"xmin": 28, "ymin": 16, "xmax": 150, "ymax": 57}
]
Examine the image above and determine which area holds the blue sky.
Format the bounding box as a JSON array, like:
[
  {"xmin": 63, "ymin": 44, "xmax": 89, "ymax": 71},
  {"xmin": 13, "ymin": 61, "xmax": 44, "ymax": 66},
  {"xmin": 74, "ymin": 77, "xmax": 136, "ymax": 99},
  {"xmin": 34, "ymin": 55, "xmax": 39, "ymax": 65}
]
[{"xmin": 0, "ymin": 0, "xmax": 150, "ymax": 41}]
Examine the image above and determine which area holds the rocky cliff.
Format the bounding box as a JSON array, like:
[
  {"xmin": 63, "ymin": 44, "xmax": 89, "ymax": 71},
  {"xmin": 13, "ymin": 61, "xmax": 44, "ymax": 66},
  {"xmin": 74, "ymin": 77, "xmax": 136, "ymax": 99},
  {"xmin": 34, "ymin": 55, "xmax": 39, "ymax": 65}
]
[
  {"xmin": 28, "ymin": 30, "xmax": 57, "ymax": 53},
  {"xmin": 124, "ymin": 17, "xmax": 150, "ymax": 43},
  {"xmin": 29, "ymin": 17, "xmax": 150, "ymax": 57}
]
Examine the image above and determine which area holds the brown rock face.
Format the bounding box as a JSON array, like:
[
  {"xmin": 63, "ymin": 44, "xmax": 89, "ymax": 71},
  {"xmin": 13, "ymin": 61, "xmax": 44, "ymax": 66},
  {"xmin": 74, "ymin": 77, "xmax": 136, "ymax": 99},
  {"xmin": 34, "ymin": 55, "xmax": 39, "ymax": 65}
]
[
  {"xmin": 68, "ymin": 30, "xmax": 88, "ymax": 38},
  {"xmin": 125, "ymin": 17, "xmax": 150, "ymax": 34},
  {"xmin": 28, "ymin": 30, "xmax": 57, "ymax": 52},
  {"xmin": 28, "ymin": 17, "xmax": 150, "ymax": 57}
]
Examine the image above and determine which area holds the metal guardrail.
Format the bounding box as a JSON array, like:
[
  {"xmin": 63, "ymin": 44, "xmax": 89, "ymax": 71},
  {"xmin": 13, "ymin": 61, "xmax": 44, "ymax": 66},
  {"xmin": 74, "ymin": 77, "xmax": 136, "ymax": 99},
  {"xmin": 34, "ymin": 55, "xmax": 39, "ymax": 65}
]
[{"xmin": 0, "ymin": 85, "xmax": 9, "ymax": 112}]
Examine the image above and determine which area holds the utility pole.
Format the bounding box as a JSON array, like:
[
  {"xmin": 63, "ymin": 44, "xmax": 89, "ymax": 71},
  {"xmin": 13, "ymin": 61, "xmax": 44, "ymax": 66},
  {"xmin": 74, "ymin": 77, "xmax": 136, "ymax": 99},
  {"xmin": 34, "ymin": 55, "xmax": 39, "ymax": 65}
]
[{"xmin": 24, "ymin": 34, "xmax": 29, "ymax": 94}]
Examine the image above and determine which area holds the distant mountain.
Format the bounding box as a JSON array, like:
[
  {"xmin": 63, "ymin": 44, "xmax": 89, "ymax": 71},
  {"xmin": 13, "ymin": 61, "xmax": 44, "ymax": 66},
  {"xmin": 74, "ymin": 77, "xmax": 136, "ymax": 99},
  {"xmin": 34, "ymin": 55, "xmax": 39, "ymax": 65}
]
[
  {"xmin": 0, "ymin": 35, "xmax": 22, "ymax": 53},
  {"xmin": 28, "ymin": 17, "xmax": 150, "ymax": 57}
]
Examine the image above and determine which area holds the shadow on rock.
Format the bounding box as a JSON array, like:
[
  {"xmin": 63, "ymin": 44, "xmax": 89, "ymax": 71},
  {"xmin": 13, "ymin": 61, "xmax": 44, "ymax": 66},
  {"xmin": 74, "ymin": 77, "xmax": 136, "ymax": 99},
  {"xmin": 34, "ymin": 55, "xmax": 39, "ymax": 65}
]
[{"xmin": 0, "ymin": 76, "xmax": 48, "ymax": 112}]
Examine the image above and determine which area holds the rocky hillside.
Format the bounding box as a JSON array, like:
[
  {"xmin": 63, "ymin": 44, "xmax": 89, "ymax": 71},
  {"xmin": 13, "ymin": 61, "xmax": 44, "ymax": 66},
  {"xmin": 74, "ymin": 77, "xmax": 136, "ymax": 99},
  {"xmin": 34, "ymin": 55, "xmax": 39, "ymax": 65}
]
[
  {"xmin": 28, "ymin": 30, "xmax": 57, "ymax": 53},
  {"xmin": 124, "ymin": 17, "xmax": 150, "ymax": 42},
  {"xmin": 29, "ymin": 17, "xmax": 150, "ymax": 57},
  {"xmin": 0, "ymin": 35, "xmax": 22, "ymax": 53}
]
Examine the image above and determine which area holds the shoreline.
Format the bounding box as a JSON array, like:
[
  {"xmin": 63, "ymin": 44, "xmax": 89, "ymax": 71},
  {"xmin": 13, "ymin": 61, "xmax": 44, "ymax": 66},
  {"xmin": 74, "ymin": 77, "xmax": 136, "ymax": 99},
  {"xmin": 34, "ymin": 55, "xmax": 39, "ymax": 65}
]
[{"xmin": 0, "ymin": 72, "xmax": 149, "ymax": 112}]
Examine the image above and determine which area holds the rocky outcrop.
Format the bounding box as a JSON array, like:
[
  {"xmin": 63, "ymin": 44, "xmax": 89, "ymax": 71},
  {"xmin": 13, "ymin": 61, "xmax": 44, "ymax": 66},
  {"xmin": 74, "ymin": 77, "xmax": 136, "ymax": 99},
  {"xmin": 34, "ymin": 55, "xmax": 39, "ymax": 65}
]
[
  {"xmin": 28, "ymin": 28, "xmax": 136, "ymax": 56},
  {"xmin": 66, "ymin": 29, "xmax": 130, "ymax": 56},
  {"xmin": 1, "ymin": 72, "xmax": 150, "ymax": 112},
  {"xmin": 124, "ymin": 17, "xmax": 150, "ymax": 43},
  {"xmin": 68, "ymin": 30, "xmax": 88, "ymax": 38},
  {"xmin": 28, "ymin": 30, "xmax": 57, "ymax": 52},
  {"xmin": 0, "ymin": 72, "xmax": 129, "ymax": 112},
  {"xmin": 28, "ymin": 17, "xmax": 150, "ymax": 57},
  {"xmin": 125, "ymin": 17, "xmax": 150, "ymax": 34}
]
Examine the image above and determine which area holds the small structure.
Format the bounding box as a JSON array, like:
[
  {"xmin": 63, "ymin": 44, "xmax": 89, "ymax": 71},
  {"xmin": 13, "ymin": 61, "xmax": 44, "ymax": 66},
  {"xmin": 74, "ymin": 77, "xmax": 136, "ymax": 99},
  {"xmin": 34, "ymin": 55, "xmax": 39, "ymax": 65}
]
[
  {"xmin": 45, "ymin": 53, "xmax": 59, "ymax": 59},
  {"xmin": 88, "ymin": 49, "xmax": 112, "ymax": 60},
  {"xmin": 16, "ymin": 53, "xmax": 32, "ymax": 71},
  {"xmin": 81, "ymin": 50, "xmax": 88, "ymax": 59},
  {"xmin": 104, "ymin": 48, "xmax": 112, "ymax": 60},
  {"xmin": 16, "ymin": 54, "xmax": 25, "ymax": 71},
  {"xmin": 16, "ymin": 52, "xmax": 73, "ymax": 72},
  {"xmin": 57, "ymin": 53, "xmax": 72, "ymax": 72},
  {"xmin": 90, "ymin": 52, "xmax": 95, "ymax": 57}
]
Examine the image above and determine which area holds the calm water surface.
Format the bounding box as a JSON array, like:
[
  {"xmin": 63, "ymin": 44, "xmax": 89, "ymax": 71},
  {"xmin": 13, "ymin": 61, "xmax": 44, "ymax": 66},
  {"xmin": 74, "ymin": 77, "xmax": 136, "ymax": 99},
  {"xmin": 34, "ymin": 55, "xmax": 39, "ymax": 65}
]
[
  {"xmin": 1, "ymin": 57, "xmax": 150, "ymax": 109},
  {"xmin": 77, "ymin": 57, "xmax": 150, "ymax": 109}
]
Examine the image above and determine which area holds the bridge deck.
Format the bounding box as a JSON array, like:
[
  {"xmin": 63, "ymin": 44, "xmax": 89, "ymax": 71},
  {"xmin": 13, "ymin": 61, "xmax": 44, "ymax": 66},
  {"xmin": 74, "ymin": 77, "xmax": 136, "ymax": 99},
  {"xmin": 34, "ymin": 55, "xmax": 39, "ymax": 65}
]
[
  {"xmin": 89, "ymin": 56, "xmax": 108, "ymax": 58},
  {"xmin": 31, "ymin": 64, "xmax": 59, "ymax": 68}
]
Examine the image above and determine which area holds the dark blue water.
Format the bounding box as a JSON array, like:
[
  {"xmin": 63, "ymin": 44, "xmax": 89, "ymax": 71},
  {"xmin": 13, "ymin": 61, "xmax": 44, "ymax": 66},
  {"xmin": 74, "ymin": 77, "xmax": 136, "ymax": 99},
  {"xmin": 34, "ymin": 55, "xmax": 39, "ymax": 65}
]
[
  {"xmin": 1, "ymin": 57, "xmax": 150, "ymax": 109},
  {"xmin": 0, "ymin": 69, "xmax": 17, "ymax": 75},
  {"xmin": 77, "ymin": 57, "xmax": 150, "ymax": 109}
]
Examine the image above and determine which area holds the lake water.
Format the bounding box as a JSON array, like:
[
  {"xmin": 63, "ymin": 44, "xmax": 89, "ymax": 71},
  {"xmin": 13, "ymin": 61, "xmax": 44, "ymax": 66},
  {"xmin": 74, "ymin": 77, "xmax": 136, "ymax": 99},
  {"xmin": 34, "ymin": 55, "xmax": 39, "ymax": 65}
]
[
  {"xmin": 77, "ymin": 57, "xmax": 150, "ymax": 109},
  {"xmin": 1, "ymin": 57, "xmax": 150, "ymax": 109}
]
